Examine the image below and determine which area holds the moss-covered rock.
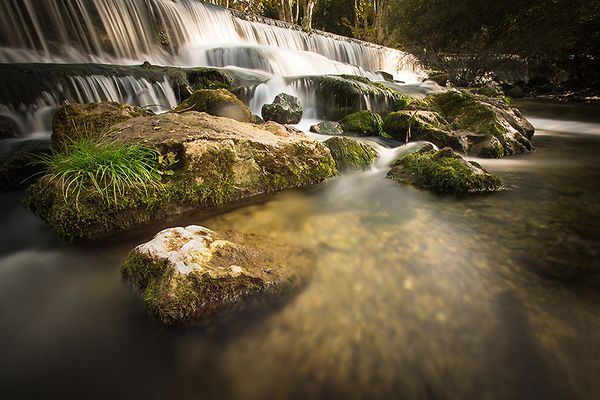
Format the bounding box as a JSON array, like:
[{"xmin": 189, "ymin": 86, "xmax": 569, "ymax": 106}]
[
  {"xmin": 0, "ymin": 137, "xmax": 50, "ymax": 192},
  {"xmin": 51, "ymin": 102, "xmax": 150, "ymax": 152},
  {"xmin": 174, "ymin": 89, "xmax": 254, "ymax": 123},
  {"xmin": 422, "ymin": 90, "xmax": 534, "ymax": 158},
  {"xmin": 387, "ymin": 147, "xmax": 502, "ymax": 194},
  {"xmin": 0, "ymin": 115, "xmax": 21, "ymax": 139},
  {"xmin": 29, "ymin": 112, "xmax": 337, "ymax": 240},
  {"xmin": 310, "ymin": 121, "xmax": 343, "ymax": 136},
  {"xmin": 261, "ymin": 93, "xmax": 303, "ymax": 124},
  {"xmin": 122, "ymin": 225, "xmax": 310, "ymax": 326},
  {"xmin": 339, "ymin": 111, "xmax": 385, "ymax": 137},
  {"xmin": 324, "ymin": 137, "xmax": 378, "ymax": 173}
]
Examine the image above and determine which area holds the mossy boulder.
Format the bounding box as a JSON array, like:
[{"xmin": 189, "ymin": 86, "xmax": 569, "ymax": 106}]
[
  {"xmin": 51, "ymin": 102, "xmax": 150, "ymax": 152},
  {"xmin": 339, "ymin": 111, "xmax": 385, "ymax": 137},
  {"xmin": 29, "ymin": 112, "xmax": 337, "ymax": 240},
  {"xmin": 387, "ymin": 147, "xmax": 502, "ymax": 194},
  {"xmin": 261, "ymin": 93, "xmax": 303, "ymax": 124},
  {"xmin": 422, "ymin": 90, "xmax": 534, "ymax": 158},
  {"xmin": 324, "ymin": 137, "xmax": 378, "ymax": 173},
  {"xmin": 174, "ymin": 89, "xmax": 253, "ymax": 123},
  {"xmin": 0, "ymin": 115, "xmax": 21, "ymax": 139},
  {"xmin": 0, "ymin": 137, "xmax": 50, "ymax": 192},
  {"xmin": 310, "ymin": 121, "xmax": 343, "ymax": 136},
  {"xmin": 122, "ymin": 225, "xmax": 310, "ymax": 326},
  {"xmin": 383, "ymin": 110, "xmax": 468, "ymax": 151}
]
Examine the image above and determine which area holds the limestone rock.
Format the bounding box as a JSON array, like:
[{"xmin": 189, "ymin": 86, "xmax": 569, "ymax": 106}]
[
  {"xmin": 174, "ymin": 88, "xmax": 253, "ymax": 123},
  {"xmin": 122, "ymin": 225, "xmax": 310, "ymax": 326},
  {"xmin": 261, "ymin": 93, "xmax": 303, "ymax": 124}
]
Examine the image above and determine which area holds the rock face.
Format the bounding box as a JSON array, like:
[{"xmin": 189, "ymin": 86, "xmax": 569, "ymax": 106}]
[
  {"xmin": 423, "ymin": 90, "xmax": 534, "ymax": 158},
  {"xmin": 51, "ymin": 102, "xmax": 150, "ymax": 152},
  {"xmin": 309, "ymin": 121, "xmax": 344, "ymax": 136},
  {"xmin": 174, "ymin": 89, "xmax": 254, "ymax": 123},
  {"xmin": 339, "ymin": 111, "xmax": 385, "ymax": 137},
  {"xmin": 387, "ymin": 147, "xmax": 502, "ymax": 194},
  {"xmin": 324, "ymin": 137, "xmax": 378, "ymax": 173},
  {"xmin": 29, "ymin": 109, "xmax": 337, "ymax": 240},
  {"xmin": 0, "ymin": 116, "xmax": 21, "ymax": 139},
  {"xmin": 261, "ymin": 93, "xmax": 303, "ymax": 124},
  {"xmin": 122, "ymin": 225, "xmax": 309, "ymax": 326}
]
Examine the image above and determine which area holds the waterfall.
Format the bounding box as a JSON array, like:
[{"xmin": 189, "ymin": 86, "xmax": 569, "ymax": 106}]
[{"xmin": 0, "ymin": 0, "xmax": 423, "ymax": 79}]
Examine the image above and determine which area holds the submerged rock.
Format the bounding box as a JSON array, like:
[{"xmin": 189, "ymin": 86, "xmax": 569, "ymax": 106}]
[
  {"xmin": 339, "ymin": 111, "xmax": 385, "ymax": 137},
  {"xmin": 29, "ymin": 111, "xmax": 337, "ymax": 240},
  {"xmin": 387, "ymin": 147, "xmax": 502, "ymax": 194},
  {"xmin": 122, "ymin": 225, "xmax": 310, "ymax": 326},
  {"xmin": 309, "ymin": 121, "xmax": 343, "ymax": 136},
  {"xmin": 174, "ymin": 88, "xmax": 254, "ymax": 123},
  {"xmin": 324, "ymin": 137, "xmax": 378, "ymax": 173},
  {"xmin": 51, "ymin": 102, "xmax": 150, "ymax": 152},
  {"xmin": 0, "ymin": 116, "xmax": 21, "ymax": 139},
  {"xmin": 261, "ymin": 93, "xmax": 303, "ymax": 124},
  {"xmin": 422, "ymin": 90, "xmax": 534, "ymax": 158}
]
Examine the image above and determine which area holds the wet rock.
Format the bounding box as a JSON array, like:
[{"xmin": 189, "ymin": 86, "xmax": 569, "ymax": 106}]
[
  {"xmin": 0, "ymin": 137, "xmax": 50, "ymax": 192},
  {"xmin": 261, "ymin": 93, "xmax": 303, "ymax": 124},
  {"xmin": 174, "ymin": 88, "xmax": 254, "ymax": 123},
  {"xmin": 0, "ymin": 115, "xmax": 21, "ymax": 139},
  {"xmin": 51, "ymin": 102, "xmax": 150, "ymax": 152},
  {"xmin": 339, "ymin": 111, "xmax": 385, "ymax": 137},
  {"xmin": 387, "ymin": 147, "xmax": 502, "ymax": 194},
  {"xmin": 422, "ymin": 89, "xmax": 535, "ymax": 157},
  {"xmin": 122, "ymin": 225, "xmax": 309, "ymax": 326},
  {"xmin": 324, "ymin": 137, "xmax": 378, "ymax": 173},
  {"xmin": 29, "ymin": 112, "xmax": 337, "ymax": 240},
  {"xmin": 310, "ymin": 121, "xmax": 343, "ymax": 136}
]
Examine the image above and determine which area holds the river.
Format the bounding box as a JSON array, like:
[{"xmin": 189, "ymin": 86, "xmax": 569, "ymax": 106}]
[{"xmin": 0, "ymin": 98, "xmax": 598, "ymax": 400}]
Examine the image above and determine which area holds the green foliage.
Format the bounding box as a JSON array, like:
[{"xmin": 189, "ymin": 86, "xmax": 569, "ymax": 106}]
[{"xmin": 36, "ymin": 137, "xmax": 164, "ymax": 210}]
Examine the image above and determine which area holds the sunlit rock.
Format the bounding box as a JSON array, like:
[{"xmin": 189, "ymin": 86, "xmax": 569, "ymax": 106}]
[
  {"xmin": 310, "ymin": 121, "xmax": 343, "ymax": 136},
  {"xmin": 122, "ymin": 225, "xmax": 310, "ymax": 326},
  {"xmin": 261, "ymin": 93, "xmax": 303, "ymax": 124},
  {"xmin": 174, "ymin": 88, "xmax": 254, "ymax": 123},
  {"xmin": 339, "ymin": 110, "xmax": 385, "ymax": 137},
  {"xmin": 324, "ymin": 137, "xmax": 377, "ymax": 173}
]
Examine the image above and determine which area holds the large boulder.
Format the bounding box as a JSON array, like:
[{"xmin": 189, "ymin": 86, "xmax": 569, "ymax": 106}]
[
  {"xmin": 29, "ymin": 111, "xmax": 337, "ymax": 240},
  {"xmin": 51, "ymin": 102, "xmax": 150, "ymax": 152},
  {"xmin": 423, "ymin": 90, "xmax": 534, "ymax": 158},
  {"xmin": 174, "ymin": 88, "xmax": 254, "ymax": 123},
  {"xmin": 339, "ymin": 111, "xmax": 385, "ymax": 137},
  {"xmin": 324, "ymin": 137, "xmax": 378, "ymax": 173},
  {"xmin": 122, "ymin": 225, "xmax": 310, "ymax": 326},
  {"xmin": 309, "ymin": 121, "xmax": 344, "ymax": 136},
  {"xmin": 0, "ymin": 115, "xmax": 21, "ymax": 139},
  {"xmin": 387, "ymin": 147, "xmax": 502, "ymax": 194},
  {"xmin": 261, "ymin": 93, "xmax": 303, "ymax": 124}
]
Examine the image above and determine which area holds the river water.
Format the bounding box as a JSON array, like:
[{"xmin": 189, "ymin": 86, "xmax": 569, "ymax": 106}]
[{"xmin": 1, "ymin": 99, "xmax": 599, "ymax": 399}]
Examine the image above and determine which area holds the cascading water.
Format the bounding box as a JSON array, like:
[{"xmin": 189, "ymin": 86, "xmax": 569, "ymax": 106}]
[{"xmin": 0, "ymin": 0, "xmax": 427, "ymax": 137}]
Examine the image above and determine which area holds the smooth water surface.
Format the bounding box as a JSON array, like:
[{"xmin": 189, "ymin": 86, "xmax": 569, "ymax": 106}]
[{"xmin": 1, "ymin": 100, "xmax": 599, "ymax": 400}]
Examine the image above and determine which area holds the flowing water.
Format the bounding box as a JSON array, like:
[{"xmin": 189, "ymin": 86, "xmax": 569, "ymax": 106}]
[{"xmin": 1, "ymin": 99, "xmax": 599, "ymax": 399}]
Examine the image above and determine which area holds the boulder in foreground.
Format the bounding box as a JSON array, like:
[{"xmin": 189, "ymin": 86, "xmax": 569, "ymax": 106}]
[
  {"xmin": 261, "ymin": 93, "xmax": 303, "ymax": 124},
  {"xmin": 387, "ymin": 147, "xmax": 502, "ymax": 194},
  {"xmin": 123, "ymin": 225, "xmax": 310, "ymax": 326}
]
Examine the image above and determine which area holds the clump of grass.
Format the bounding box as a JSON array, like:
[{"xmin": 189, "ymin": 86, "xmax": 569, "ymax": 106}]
[{"xmin": 37, "ymin": 137, "xmax": 168, "ymax": 210}]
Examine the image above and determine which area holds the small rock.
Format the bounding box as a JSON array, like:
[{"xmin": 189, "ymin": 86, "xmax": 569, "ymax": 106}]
[
  {"xmin": 261, "ymin": 93, "xmax": 303, "ymax": 125},
  {"xmin": 310, "ymin": 121, "xmax": 343, "ymax": 136}
]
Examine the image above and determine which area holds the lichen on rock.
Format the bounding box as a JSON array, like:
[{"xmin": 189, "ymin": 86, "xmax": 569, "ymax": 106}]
[
  {"xmin": 122, "ymin": 225, "xmax": 311, "ymax": 326},
  {"xmin": 324, "ymin": 137, "xmax": 378, "ymax": 173}
]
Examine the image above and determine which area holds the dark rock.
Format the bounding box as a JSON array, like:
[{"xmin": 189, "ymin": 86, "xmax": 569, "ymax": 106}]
[
  {"xmin": 0, "ymin": 137, "xmax": 50, "ymax": 192},
  {"xmin": 310, "ymin": 121, "xmax": 343, "ymax": 136},
  {"xmin": 0, "ymin": 115, "xmax": 21, "ymax": 139},
  {"xmin": 324, "ymin": 137, "xmax": 378, "ymax": 172},
  {"xmin": 339, "ymin": 111, "xmax": 385, "ymax": 137},
  {"xmin": 387, "ymin": 147, "xmax": 503, "ymax": 194},
  {"xmin": 261, "ymin": 93, "xmax": 303, "ymax": 124}
]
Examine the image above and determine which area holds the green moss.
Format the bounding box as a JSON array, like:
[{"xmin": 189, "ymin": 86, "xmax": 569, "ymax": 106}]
[
  {"xmin": 324, "ymin": 137, "xmax": 377, "ymax": 173},
  {"xmin": 387, "ymin": 148, "xmax": 502, "ymax": 194},
  {"xmin": 174, "ymin": 88, "xmax": 253, "ymax": 122},
  {"xmin": 339, "ymin": 111, "xmax": 385, "ymax": 137}
]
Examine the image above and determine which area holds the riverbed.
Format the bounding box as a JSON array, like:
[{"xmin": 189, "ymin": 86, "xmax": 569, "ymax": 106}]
[{"xmin": 1, "ymin": 99, "xmax": 599, "ymax": 399}]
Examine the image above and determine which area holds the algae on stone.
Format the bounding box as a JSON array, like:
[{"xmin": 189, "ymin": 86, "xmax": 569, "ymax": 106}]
[
  {"xmin": 339, "ymin": 111, "xmax": 385, "ymax": 137},
  {"xmin": 324, "ymin": 137, "xmax": 378, "ymax": 173},
  {"xmin": 387, "ymin": 147, "xmax": 502, "ymax": 194}
]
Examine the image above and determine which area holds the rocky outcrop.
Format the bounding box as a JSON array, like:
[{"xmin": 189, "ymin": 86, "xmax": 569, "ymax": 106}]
[
  {"xmin": 423, "ymin": 90, "xmax": 534, "ymax": 158},
  {"xmin": 310, "ymin": 121, "xmax": 344, "ymax": 136},
  {"xmin": 174, "ymin": 89, "xmax": 254, "ymax": 123},
  {"xmin": 339, "ymin": 111, "xmax": 385, "ymax": 137},
  {"xmin": 0, "ymin": 116, "xmax": 21, "ymax": 139},
  {"xmin": 29, "ymin": 109, "xmax": 336, "ymax": 240},
  {"xmin": 51, "ymin": 102, "xmax": 150, "ymax": 152},
  {"xmin": 122, "ymin": 225, "xmax": 310, "ymax": 326},
  {"xmin": 261, "ymin": 93, "xmax": 303, "ymax": 124},
  {"xmin": 324, "ymin": 137, "xmax": 378, "ymax": 173},
  {"xmin": 387, "ymin": 147, "xmax": 502, "ymax": 194}
]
